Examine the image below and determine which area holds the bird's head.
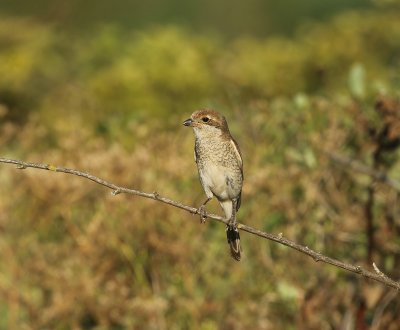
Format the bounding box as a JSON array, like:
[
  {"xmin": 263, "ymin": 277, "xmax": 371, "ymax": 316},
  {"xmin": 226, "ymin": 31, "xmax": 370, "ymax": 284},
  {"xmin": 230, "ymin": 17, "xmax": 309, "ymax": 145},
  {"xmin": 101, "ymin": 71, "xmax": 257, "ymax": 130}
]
[{"xmin": 183, "ymin": 109, "xmax": 229, "ymax": 137}]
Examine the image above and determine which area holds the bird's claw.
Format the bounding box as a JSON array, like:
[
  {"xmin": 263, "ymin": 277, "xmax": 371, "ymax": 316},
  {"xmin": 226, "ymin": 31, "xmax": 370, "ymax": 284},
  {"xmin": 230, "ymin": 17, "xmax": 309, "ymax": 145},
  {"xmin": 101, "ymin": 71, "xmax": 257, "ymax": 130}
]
[
  {"xmin": 228, "ymin": 217, "xmax": 237, "ymax": 229},
  {"xmin": 198, "ymin": 205, "xmax": 207, "ymax": 224}
]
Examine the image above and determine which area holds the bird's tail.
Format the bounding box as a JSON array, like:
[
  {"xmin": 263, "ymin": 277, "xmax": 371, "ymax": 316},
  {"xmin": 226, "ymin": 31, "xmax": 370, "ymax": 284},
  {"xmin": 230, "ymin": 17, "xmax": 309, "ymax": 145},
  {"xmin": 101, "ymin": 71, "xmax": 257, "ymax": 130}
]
[{"xmin": 226, "ymin": 226, "xmax": 241, "ymax": 261}]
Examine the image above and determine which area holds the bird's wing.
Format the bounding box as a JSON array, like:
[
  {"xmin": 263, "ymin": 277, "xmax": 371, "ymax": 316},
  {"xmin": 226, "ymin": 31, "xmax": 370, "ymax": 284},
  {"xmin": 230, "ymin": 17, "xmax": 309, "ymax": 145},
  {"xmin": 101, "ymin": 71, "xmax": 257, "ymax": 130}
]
[
  {"xmin": 230, "ymin": 138, "xmax": 243, "ymax": 211},
  {"xmin": 230, "ymin": 138, "xmax": 243, "ymax": 175}
]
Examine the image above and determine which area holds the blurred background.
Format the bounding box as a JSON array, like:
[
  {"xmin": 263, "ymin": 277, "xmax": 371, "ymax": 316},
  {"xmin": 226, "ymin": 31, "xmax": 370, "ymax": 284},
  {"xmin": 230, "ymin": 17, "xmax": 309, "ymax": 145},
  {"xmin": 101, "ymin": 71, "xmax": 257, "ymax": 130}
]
[{"xmin": 1, "ymin": 0, "xmax": 400, "ymax": 329}]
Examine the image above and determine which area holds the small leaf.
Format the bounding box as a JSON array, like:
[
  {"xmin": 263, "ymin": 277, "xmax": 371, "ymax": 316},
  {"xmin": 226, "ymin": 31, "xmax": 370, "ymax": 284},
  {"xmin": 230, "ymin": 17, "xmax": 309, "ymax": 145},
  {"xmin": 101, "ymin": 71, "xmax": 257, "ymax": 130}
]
[
  {"xmin": 47, "ymin": 164, "xmax": 57, "ymax": 171},
  {"xmin": 348, "ymin": 62, "xmax": 366, "ymax": 99}
]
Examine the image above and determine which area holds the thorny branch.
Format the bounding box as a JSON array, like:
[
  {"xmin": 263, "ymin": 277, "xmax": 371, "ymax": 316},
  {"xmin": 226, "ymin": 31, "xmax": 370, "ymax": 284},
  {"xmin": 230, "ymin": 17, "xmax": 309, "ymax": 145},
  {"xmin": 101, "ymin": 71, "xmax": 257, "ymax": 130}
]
[{"xmin": 1, "ymin": 157, "xmax": 400, "ymax": 291}]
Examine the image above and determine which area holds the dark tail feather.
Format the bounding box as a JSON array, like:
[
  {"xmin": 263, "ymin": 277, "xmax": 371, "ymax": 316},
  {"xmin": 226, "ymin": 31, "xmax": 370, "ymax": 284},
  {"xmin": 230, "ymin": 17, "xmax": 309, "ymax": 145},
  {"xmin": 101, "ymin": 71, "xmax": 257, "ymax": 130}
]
[{"xmin": 226, "ymin": 226, "xmax": 241, "ymax": 261}]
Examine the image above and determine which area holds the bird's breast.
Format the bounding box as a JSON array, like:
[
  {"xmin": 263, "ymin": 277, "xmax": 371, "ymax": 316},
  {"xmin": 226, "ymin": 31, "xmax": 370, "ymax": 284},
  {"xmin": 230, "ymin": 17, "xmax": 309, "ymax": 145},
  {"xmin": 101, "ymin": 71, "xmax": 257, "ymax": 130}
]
[
  {"xmin": 196, "ymin": 139, "xmax": 243, "ymax": 200},
  {"xmin": 199, "ymin": 162, "xmax": 231, "ymax": 199}
]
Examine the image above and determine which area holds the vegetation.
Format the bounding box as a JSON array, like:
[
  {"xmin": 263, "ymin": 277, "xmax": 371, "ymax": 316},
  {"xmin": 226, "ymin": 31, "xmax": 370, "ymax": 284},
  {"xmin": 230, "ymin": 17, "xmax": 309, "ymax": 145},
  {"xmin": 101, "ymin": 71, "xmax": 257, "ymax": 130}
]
[{"xmin": 1, "ymin": 7, "xmax": 400, "ymax": 329}]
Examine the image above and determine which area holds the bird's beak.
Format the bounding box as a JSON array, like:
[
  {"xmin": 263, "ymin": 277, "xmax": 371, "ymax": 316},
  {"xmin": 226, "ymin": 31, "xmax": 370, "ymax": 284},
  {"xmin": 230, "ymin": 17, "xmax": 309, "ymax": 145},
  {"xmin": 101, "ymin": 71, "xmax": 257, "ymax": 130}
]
[{"xmin": 183, "ymin": 118, "xmax": 193, "ymax": 127}]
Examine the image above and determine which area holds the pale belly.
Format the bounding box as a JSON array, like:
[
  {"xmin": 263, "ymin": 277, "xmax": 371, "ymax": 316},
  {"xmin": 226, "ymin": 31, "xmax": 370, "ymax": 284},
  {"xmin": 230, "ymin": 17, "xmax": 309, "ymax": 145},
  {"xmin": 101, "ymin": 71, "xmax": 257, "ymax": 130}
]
[{"xmin": 199, "ymin": 163, "xmax": 241, "ymax": 200}]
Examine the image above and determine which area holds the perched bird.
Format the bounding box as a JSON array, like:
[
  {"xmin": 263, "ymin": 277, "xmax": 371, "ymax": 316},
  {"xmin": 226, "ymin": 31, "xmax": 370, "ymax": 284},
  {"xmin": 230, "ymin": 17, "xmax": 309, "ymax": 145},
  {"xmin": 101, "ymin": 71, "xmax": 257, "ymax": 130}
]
[{"xmin": 183, "ymin": 109, "xmax": 243, "ymax": 261}]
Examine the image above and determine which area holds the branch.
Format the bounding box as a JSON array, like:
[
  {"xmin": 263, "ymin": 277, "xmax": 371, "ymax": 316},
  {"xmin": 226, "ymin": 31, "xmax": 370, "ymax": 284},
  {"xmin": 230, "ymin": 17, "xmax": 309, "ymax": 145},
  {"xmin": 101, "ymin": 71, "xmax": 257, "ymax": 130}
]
[{"xmin": 1, "ymin": 157, "xmax": 399, "ymax": 291}]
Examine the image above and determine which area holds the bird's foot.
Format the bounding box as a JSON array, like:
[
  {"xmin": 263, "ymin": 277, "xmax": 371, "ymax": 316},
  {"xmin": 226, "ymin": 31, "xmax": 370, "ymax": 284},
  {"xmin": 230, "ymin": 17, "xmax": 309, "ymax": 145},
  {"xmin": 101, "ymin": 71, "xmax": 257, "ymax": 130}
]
[
  {"xmin": 198, "ymin": 205, "xmax": 207, "ymax": 224},
  {"xmin": 228, "ymin": 216, "xmax": 237, "ymax": 229}
]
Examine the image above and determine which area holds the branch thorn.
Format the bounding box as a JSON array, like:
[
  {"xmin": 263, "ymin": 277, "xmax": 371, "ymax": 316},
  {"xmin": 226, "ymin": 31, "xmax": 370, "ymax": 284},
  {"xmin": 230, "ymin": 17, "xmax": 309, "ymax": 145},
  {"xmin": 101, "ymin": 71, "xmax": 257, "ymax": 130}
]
[
  {"xmin": 373, "ymin": 262, "xmax": 390, "ymax": 280},
  {"xmin": 111, "ymin": 189, "xmax": 121, "ymax": 196}
]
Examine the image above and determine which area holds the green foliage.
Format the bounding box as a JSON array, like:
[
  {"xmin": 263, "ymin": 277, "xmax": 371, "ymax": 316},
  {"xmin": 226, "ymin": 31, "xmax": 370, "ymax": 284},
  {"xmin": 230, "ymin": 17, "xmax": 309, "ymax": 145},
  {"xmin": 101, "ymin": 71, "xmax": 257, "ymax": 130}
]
[{"xmin": 1, "ymin": 8, "xmax": 400, "ymax": 329}]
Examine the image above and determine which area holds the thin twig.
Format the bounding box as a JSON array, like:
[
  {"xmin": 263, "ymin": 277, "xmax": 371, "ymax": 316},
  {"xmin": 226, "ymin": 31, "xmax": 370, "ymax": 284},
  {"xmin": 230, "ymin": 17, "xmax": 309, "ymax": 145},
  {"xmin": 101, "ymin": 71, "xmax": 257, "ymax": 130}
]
[
  {"xmin": 323, "ymin": 151, "xmax": 400, "ymax": 192},
  {"xmin": 1, "ymin": 157, "xmax": 400, "ymax": 291},
  {"xmin": 371, "ymin": 289, "xmax": 398, "ymax": 328}
]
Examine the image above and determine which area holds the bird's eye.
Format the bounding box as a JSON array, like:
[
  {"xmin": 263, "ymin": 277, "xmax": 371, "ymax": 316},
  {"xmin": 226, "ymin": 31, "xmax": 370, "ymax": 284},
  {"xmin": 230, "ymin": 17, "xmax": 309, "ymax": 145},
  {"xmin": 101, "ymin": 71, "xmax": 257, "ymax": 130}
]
[{"xmin": 202, "ymin": 117, "xmax": 209, "ymax": 123}]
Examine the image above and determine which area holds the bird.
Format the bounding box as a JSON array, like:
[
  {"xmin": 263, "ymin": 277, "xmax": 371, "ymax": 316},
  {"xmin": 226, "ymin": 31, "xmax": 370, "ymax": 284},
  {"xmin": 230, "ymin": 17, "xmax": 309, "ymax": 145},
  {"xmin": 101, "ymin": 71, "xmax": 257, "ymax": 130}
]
[{"xmin": 183, "ymin": 109, "xmax": 243, "ymax": 261}]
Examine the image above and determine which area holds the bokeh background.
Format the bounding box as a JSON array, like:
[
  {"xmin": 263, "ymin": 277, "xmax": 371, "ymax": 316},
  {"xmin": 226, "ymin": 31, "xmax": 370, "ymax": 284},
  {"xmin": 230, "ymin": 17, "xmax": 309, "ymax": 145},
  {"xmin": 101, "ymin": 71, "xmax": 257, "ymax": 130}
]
[{"xmin": 1, "ymin": 0, "xmax": 400, "ymax": 329}]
